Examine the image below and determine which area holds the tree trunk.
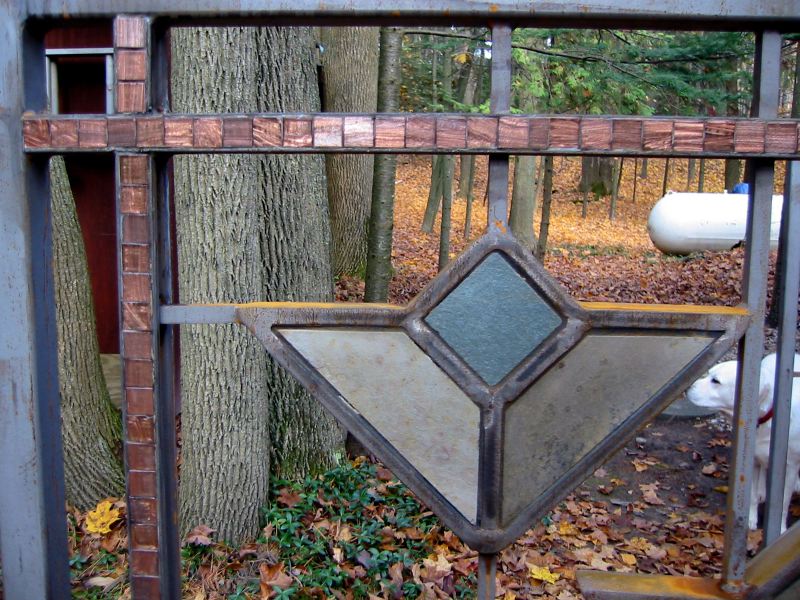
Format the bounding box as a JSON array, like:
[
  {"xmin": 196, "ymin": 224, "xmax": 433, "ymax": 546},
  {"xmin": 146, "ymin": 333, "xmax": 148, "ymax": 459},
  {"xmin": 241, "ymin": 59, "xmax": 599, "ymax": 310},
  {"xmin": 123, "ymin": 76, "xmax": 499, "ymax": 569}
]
[
  {"xmin": 422, "ymin": 156, "xmax": 444, "ymax": 233},
  {"xmin": 609, "ymin": 158, "xmax": 622, "ymax": 221},
  {"xmin": 364, "ymin": 27, "xmax": 403, "ymax": 303},
  {"xmin": 51, "ymin": 156, "xmax": 124, "ymax": 510},
  {"xmin": 698, "ymin": 158, "xmax": 706, "ymax": 192},
  {"xmin": 724, "ymin": 159, "xmax": 741, "ymax": 192},
  {"xmin": 535, "ymin": 156, "xmax": 554, "ymax": 261},
  {"xmin": 580, "ymin": 156, "xmax": 615, "ymax": 216},
  {"xmin": 632, "ymin": 158, "xmax": 638, "ymax": 203},
  {"xmin": 509, "ymin": 155, "xmax": 538, "ymax": 249},
  {"xmin": 687, "ymin": 159, "xmax": 696, "ymax": 190},
  {"xmin": 438, "ymin": 156, "xmax": 454, "ymax": 270},
  {"xmin": 457, "ymin": 55, "xmax": 480, "ymax": 200},
  {"xmin": 639, "ymin": 157, "xmax": 648, "ymax": 179},
  {"xmin": 662, "ymin": 158, "xmax": 671, "ymax": 196},
  {"xmin": 172, "ymin": 27, "xmax": 342, "ymax": 544},
  {"xmin": 320, "ymin": 27, "xmax": 379, "ymax": 276}
]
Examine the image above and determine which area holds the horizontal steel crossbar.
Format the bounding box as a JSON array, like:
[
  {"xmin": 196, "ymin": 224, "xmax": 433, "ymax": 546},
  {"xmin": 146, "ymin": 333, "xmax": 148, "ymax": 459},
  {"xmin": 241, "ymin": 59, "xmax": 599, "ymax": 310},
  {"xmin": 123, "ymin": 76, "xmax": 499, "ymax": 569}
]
[
  {"xmin": 22, "ymin": 113, "xmax": 800, "ymax": 159},
  {"xmin": 22, "ymin": 0, "xmax": 800, "ymax": 29}
]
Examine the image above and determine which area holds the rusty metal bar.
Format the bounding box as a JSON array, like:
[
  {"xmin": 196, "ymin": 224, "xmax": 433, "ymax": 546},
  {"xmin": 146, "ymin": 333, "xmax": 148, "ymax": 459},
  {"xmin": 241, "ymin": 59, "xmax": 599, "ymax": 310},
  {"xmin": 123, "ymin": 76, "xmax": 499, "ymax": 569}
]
[
  {"xmin": 763, "ymin": 161, "xmax": 800, "ymax": 544},
  {"xmin": 477, "ymin": 553, "xmax": 497, "ymax": 599},
  {"xmin": 0, "ymin": 6, "xmax": 70, "ymax": 598},
  {"xmin": 487, "ymin": 24, "xmax": 511, "ymax": 233},
  {"xmin": 721, "ymin": 30, "xmax": 781, "ymax": 591}
]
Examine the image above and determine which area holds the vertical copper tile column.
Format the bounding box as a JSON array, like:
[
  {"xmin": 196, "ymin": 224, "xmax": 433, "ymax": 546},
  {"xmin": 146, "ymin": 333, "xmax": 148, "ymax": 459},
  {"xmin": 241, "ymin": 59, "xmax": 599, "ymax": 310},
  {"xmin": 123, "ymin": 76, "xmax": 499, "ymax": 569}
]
[
  {"xmin": 118, "ymin": 154, "xmax": 161, "ymax": 598},
  {"xmin": 114, "ymin": 15, "xmax": 164, "ymax": 599}
]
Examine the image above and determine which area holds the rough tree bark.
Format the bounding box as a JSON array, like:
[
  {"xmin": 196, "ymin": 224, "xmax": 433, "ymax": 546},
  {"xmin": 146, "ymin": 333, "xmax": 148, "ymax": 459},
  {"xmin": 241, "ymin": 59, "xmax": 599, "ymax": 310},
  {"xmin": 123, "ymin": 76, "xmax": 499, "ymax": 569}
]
[
  {"xmin": 535, "ymin": 156, "xmax": 554, "ymax": 261},
  {"xmin": 51, "ymin": 156, "xmax": 124, "ymax": 509},
  {"xmin": 320, "ymin": 27, "xmax": 379, "ymax": 276},
  {"xmin": 364, "ymin": 27, "xmax": 402, "ymax": 302},
  {"xmin": 509, "ymin": 155, "xmax": 538, "ymax": 250},
  {"xmin": 172, "ymin": 27, "xmax": 342, "ymax": 544}
]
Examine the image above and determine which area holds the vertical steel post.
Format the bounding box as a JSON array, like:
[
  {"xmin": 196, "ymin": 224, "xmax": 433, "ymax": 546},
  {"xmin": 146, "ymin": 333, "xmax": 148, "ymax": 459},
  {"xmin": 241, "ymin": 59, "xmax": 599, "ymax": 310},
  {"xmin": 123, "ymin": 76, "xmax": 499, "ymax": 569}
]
[
  {"xmin": 487, "ymin": 23, "xmax": 511, "ymax": 232},
  {"xmin": 0, "ymin": 7, "xmax": 70, "ymax": 599},
  {"xmin": 763, "ymin": 161, "xmax": 800, "ymax": 544},
  {"xmin": 722, "ymin": 30, "xmax": 781, "ymax": 590},
  {"xmin": 477, "ymin": 553, "xmax": 497, "ymax": 599}
]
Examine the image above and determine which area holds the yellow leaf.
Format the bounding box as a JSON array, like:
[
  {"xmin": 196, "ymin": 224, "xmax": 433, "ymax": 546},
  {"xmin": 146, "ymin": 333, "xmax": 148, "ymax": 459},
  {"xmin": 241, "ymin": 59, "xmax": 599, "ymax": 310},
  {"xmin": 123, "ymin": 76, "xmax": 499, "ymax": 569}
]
[
  {"xmin": 620, "ymin": 553, "xmax": 637, "ymax": 566},
  {"xmin": 453, "ymin": 52, "xmax": 471, "ymax": 64},
  {"xmin": 503, "ymin": 593, "xmax": 517, "ymax": 600},
  {"xmin": 85, "ymin": 500, "xmax": 121, "ymax": 535},
  {"xmin": 529, "ymin": 564, "xmax": 560, "ymax": 585}
]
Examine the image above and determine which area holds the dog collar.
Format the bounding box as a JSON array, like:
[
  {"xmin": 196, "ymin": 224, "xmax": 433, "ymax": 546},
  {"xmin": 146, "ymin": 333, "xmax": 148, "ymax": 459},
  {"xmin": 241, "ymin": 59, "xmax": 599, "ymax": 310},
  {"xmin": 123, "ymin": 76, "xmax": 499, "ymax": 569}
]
[{"xmin": 758, "ymin": 407, "xmax": 774, "ymax": 427}]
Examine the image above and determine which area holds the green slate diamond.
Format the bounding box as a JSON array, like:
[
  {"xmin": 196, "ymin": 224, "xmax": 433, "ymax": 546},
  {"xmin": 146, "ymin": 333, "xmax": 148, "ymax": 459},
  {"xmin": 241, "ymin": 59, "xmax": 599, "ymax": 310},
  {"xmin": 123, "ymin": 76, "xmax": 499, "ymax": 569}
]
[{"xmin": 425, "ymin": 252, "xmax": 563, "ymax": 385}]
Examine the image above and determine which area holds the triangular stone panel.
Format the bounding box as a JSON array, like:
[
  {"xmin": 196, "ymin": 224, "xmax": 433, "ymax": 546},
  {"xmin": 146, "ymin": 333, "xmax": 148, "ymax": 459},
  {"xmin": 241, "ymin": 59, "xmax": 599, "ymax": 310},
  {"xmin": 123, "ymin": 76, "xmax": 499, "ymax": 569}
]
[{"xmin": 278, "ymin": 327, "xmax": 481, "ymax": 524}]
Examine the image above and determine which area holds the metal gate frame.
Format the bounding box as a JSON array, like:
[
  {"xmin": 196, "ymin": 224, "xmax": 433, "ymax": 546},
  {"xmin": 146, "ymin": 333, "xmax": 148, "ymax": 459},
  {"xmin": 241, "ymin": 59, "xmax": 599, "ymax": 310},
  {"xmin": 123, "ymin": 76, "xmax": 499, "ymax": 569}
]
[{"xmin": 2, "ymin": 2, "xmax": 800, "ymax": 599}]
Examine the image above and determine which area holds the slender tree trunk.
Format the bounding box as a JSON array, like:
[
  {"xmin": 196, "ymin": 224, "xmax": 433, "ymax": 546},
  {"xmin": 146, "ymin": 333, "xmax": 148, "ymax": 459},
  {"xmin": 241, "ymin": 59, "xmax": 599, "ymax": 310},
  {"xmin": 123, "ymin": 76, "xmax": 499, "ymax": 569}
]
[
  {"xmin": 632, "ymin": 158, "xmax": 638, "ymax": 203},
  {"xmin": 535, "ymin": 156, "xmax": 554, "ymax": 261},
  {"xmin": 509, "ymin": 155, "xmax": 538, "ymax": 249},
  {"xmin": 457, "ymin": 54, "xmax": 480, "ymax": 200},
  {"xmin": 609, "ymin": 158, "xmax": 621, "ymax": 221},
  {"xmin": 698, "ymin": 158, "xmax": 706, "ymax": 192},
  {"xmin": 364, "ymin": 27, "xmax": 403, "ymax": 302},
  {"xmin": 51, "ymin": 156, "xmax": 124, "ymax": 510},
  {"xmin": 662, "ymin": 158, "xmax": 671, "ymax": 196},
  {"xmin": 640, "ymin": 157, "xmax": 648, "ymax": 179},
  {"xmin": 320, "ymin": 27, "xmax": 379, "ymax": 276},
  {"xmin": 438, "ymin": 157, "xmax": 454, "ymax": 270},
  {"xmin": 422, "ymin": 156, "xmax": 444, "ymax": 233},
  {"xmin": 687, "ymin": 159, "xmax": 696, "ymax": 191},
  {"xmin": 172, "ymin": 27, "xmax": 342, "ymax": 544},
  {"xmin": 464, "ymin": 158, "xmax": 476, "ymax": 238}
]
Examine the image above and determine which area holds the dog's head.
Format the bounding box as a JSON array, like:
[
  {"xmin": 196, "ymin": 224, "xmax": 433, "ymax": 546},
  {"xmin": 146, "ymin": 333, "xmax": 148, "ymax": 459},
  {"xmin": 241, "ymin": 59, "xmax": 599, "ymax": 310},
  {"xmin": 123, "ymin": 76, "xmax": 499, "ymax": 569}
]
[{"xmin": 686, "ymin": 360, "xmax": 740, "ymax": 417}]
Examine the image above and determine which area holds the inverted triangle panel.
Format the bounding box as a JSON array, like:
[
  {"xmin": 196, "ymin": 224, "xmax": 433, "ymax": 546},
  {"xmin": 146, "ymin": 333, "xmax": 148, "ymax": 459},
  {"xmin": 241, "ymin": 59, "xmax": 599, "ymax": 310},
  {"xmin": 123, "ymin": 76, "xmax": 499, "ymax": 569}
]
[
  {"xmin": 278, "ymin": 327, "xmax": 480, "ymax": 524},
  {"xmin": 502, "ymin": 331, "xmax": 717, "ymax": 525}
]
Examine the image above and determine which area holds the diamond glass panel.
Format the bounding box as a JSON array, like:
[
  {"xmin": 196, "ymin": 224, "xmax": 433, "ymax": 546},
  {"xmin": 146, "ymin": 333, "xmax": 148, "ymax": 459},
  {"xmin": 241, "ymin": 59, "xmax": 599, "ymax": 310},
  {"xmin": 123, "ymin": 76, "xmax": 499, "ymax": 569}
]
[
  {"xmin": 425, "ymin": 252, "xmax": 563, "ymax": 385},
  {"xmin": 501, "ymin": 331, "xmax": 716, "ymax": 525},
  {"xmin": 278, "ymin": 328, "xmax": 480, "ymax": 523}
]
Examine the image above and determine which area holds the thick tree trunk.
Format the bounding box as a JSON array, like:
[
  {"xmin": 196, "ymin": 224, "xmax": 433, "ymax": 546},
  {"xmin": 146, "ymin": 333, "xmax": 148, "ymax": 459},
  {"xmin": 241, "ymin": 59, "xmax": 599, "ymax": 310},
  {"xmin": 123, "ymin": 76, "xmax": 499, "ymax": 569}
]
[
  {"xmin": 422, "ymin": 156, "xmax": 444, "ymax": 233},
  {"xmin": 697, "ymin": 158, "xmax": 706, "ymax": 192},
  {"xmin": 609, "ymin": 158, "xmax": 622, "ymax": 221},
  {"xmin": 535, "ymin": 156, "xmax": 554, "ymax": 261},
  {"xmin": 321, "ymin": 27, "xmax": 379, "ymax": 276},
  {"xmin": 51, "ymin": 156, "xmax": 124, "ymax": 510},
  {"xmin": 509, "ymin": 155, "xmax": 538, "ymax": 249},
  {"xmin": 172, "ymin": 27, "xmax": 342, "ymax": 544}
]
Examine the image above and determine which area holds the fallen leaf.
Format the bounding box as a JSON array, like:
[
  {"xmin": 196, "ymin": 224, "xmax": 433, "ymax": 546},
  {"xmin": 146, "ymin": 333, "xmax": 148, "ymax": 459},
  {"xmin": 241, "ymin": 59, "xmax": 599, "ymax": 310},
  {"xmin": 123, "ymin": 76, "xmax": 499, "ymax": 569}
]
[{"xmin": 528, "ymin": 564, "xmax": 560, "ymax": 584}]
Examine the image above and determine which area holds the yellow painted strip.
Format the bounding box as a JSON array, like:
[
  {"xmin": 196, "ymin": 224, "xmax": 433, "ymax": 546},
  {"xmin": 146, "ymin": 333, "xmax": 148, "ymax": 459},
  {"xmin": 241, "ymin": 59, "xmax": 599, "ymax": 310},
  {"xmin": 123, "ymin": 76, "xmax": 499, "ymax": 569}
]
[
  {"xmin": 580, "ymin": 302, "xmax": 749, "ymax": 316},
  {"xmin": 235, "ymin": 301, "xmax": 401, "ymax": 311}
]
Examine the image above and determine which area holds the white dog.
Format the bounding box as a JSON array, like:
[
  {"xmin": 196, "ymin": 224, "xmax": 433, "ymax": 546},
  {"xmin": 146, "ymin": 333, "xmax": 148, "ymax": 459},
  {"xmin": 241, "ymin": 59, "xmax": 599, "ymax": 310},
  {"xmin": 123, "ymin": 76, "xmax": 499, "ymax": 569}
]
[{"xmin": 686, "ymin": 353, "xmax": 800, "ymax": 532}]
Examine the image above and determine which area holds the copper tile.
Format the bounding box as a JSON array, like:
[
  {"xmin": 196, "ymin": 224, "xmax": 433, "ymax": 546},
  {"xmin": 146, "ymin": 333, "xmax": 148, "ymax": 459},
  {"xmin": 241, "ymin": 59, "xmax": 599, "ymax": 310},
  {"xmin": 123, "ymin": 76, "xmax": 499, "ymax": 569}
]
[
  {"xmin": 50, "ymin": 120, "xmax": 79, "ymax": 148},
  {"xmin": 116, "ymin": 49, "xmax": 147, "ymax": 81},
  {"xmin": 673, "ymin": 120, "xmax": 704, "ymax": 153},
  {"xmin": 313, "ymin": 116, "xmax": 343, "ymax": 147},
  {"xmin": 193, "ymin": 117, "xmax": 223, "ymax": 148},
  {"xmin": 375, "ymin": 116, "xmax": 405, "ymax": 148},
  {"xmin": 529, "ymin": 118, "xmax": 550, "ymax": 150},
  {"xmin": 136, "ymin": 116, "xmax": 164, "ymax": 147},
  {"xmin": 123, "ymin": 215, "xmax": 150, "ymax": 244},
  {"xmin": 114, "ymin": 16, "xmax": 148, "ymax": 49},
  {"xmin": 498, "ymin": 116, "xmax": 529, "ymax": 149},
  {"xmin": 23, "ymin": 119, "xmax": 51, "ymax": 148},
  {"xmin": 766, "ymin": 122, "xmax": 797, "ymax": 154},
  {"xmin": 467, "ymin": 116, "xmax": 497, "ymax": 148},
  {"xmin": 643, "ymin": 120, "xmax": 674, "ymax": 151},
  {"xmin": 222, "ymin": 117, "xmax": 253, "ymax": 147},
  {"xmin": 126, "ymin": 416, "xmax": 155, "ymax": 444},
  {"xmin": 253, "ymin": 117, "xmax": 282, "ymax": 147},
  {"xmin": 125, "ymin": 359, "xmax": 154, "ymax": 388},
  {"xmin": 581, "ymin": 118, "xmax": 612, "ymax": 150},
  {"xmin": 704, "ymin": 120, "xmax": 735, "ymax": 153},
  {"xmin": 122, "ymin": 274, "xmax": 151, "ymax": 303},
  {"xmin": 734, "ymin": 121, "xmax": 765, "ymax": 154},
  {"xmin": 117, "ymin": 82, "xmax": 147, "ymax": 113},
  {"xmin": 123, "ymin": 330, "xmax": 152, "ymax": 359},
  {"xmin": 550, "ymin": 118, "xmax": 580, "ymax": 149},
  {"xmin": 436, "ymin": 116, "xmax": 467, "ymax": 149},
  {"xmin": 164, "ymin": 118, "xmax": 194, "ymax": 148},
  {"xmin": 131, "ymin": 550, "xmax": 159, "ymax": 577},
  {"xmin": 127, "ymin": 388, "xmax": 155, "ymax": 415},
  {"xmin": 78, "ymin": 119, "xmax": 108, "ymax": 148},
  {"xmin": 283, "ymin": 117, "xmax": 313, "ymax": 147},
  {"xmin": 107, "ymin": 118, "xmax": 137, "ymax": 146},
  {"xmin": 130, "ymin": 523, "xmax": 158, "ymax": 548},
  {"xmin": 122, "ymin": 303, "xmax": 152, "ymax": 332},
  {"xmin": 612, "ymin": 119, "xmax": 642, "ymax": 150},
  {"xmin": 129, "ymin": 470, "xmax": 157, "ymax": 498},
  {"xmin": 122, "ymin": 245, "xmax": 151, "ymax": 273},
  {"xmin": 120, "ymin": 186, "xmax": 148, "ymax": 215},
  {"xmin": 129, "ymin": 498, "xmax": 158, "ymax": 525},
  {"xmin": 129, "ymin": 576, "xmax": 160, "ymax": 599},
  {"xmin": 343, "ymin": 116, "xmax": 374, "ymax": 147},
  {"xmin": 119, "ymin": 155, "xmax": 149, "ymax": 185},
  {"xmin": 127, "ymin": 443, "xmax": 156, "ymax": 471}
]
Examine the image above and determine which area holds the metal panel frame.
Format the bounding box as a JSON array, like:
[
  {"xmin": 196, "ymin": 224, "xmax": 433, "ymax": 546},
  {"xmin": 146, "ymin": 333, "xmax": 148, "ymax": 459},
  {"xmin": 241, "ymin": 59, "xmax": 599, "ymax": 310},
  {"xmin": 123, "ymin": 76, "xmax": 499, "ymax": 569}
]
[{"xmin": 2, "ymin": 4, "xmax": 799, "ymax": 600}]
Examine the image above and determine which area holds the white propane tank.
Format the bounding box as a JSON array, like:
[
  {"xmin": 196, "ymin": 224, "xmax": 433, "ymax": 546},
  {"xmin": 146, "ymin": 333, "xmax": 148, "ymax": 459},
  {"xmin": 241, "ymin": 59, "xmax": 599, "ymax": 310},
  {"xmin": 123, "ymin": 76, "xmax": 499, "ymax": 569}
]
[{"xmin": 647, "ymin": 192, "xmax": 783, "ymax": 255}]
